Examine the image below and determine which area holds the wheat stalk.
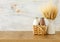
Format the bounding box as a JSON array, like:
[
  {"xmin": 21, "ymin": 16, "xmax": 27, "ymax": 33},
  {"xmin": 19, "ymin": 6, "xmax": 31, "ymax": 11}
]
[{"xmin": 41, "ymin": 5, "xmax": 58, "ymax": 20}]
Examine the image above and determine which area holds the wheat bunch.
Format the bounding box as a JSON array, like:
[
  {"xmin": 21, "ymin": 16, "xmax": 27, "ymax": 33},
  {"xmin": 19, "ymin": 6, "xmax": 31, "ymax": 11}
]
[{"xmin": 41, "ymin": 5, "xmax": 58, "ymax": 20}]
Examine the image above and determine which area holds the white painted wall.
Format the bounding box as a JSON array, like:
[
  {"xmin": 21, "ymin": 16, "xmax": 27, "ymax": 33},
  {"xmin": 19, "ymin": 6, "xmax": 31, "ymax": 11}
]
[{"xmin": 0, "ymin": 0, "xmax": 60, "ymax": 31}]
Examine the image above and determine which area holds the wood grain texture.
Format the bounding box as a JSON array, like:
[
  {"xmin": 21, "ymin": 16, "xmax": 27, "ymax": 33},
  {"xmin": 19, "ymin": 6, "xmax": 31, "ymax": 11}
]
[{"xmin": 0, "ymin": 31, "xmax": 60, "ymax": 42}]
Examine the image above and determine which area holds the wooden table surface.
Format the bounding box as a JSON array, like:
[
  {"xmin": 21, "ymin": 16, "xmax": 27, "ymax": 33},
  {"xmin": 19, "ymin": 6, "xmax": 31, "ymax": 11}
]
[{"xmin": 0, "ymin": 31, "xmax": 60, "ymax": 42}]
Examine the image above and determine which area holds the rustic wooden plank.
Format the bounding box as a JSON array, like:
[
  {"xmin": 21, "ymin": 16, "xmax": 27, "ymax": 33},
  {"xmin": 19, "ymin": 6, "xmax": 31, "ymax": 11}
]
[{"xmin": 0, "ymin": 31, "xmax": 60, "ymax": 42}]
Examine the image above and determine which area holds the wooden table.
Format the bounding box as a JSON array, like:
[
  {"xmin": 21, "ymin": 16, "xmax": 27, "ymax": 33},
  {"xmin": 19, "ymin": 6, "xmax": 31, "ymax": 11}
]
[{"xmin": 0, "ymin": 31, "xmax": 60, "ymax": 42}]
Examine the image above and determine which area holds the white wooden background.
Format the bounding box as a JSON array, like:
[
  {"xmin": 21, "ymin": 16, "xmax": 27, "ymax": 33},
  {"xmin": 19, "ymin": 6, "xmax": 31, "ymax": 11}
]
[{"xmin": 0, "ymin": 0, "xmax": 60, "ymax": 31}]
